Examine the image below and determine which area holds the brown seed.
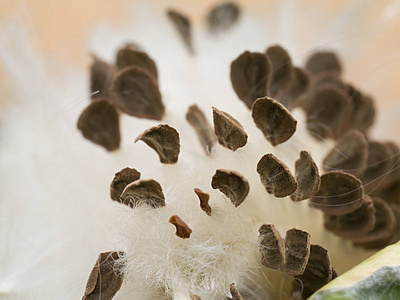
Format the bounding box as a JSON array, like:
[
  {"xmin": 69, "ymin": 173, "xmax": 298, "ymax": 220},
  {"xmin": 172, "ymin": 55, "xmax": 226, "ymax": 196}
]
[
  {"xmin": 230, "ymin": 51, "xmax": 272, "ymax": 109},
  {"xmin": 110, "ymin": 167, "xmax": 141, "ymax": 201},
  {"xmin": 266, "ymin": 45, "xmax": 294, "ymax": 98},
  {"xmin": 279, "ymin": 67, "xmax": 311, "ymax": 110},
  {"xmin": 229, "ymin": 283, "xmax": 244, "ymax": 300},
  {"xmin": 323, "ymin": 129, "xmax": 368, "ymax": 177},
  {"xmin": 90, "ymin": 55, "xmax": 115, "ymax": 100},
  {"xmin": 252, "ymin": 97, "xmax": 297, "ymax": 146},
  {"xmin": 119, "ymin": 179, "xmax": 166, "ymax": 208},
  {"xmin": 284, "ymin": 228, "xmax": 311, "ymax": 275},
  {"xmin": 256, "ymin": 153, "xmax": 297, "ymax": 198},
  {"xmin": 207, "ymin": 2, "xmax": 240, "ymax": 32},
  {"xmin": 135, "ymin": 124, "xmax": 180, "ymax": 164},
  {"xmin": 77, "ymin": 99, "xmax": 120, "ymax": 151},
  {"xmin": 186, "ymin": 105, "xmax": 217, "ymax": 155},
  {"xmin": 116, "ymin": 44, "xmax": 158, "ymax": 80},
  {"xmin": 346, "ymin": 85, "xmax": 375, "ymax": 133},
  {"xmin": 167, "ymin": 9, "xmax": 194, "ymax": 54},
  {"xmin": 324, "ymin": 196, "xmax": 375, "ymax": 239},
  {"xmin": 169, "ymin": 215, "xmax": 192, "ymax": 239},
  {"xmin": 389, "ymin": 203, "xmax": 400, "ymax": 244},
  {"xmin": 310, "ymin": 171, "xmax": 364, "ymax": 216},
  {"xmin": 110, "ymin": 66, "xmax": 164, "ymax": 120},
  {"xmin": 305, "ymin": 51, "xmax": 342, "ymax": 76},
  {"xmin": 291, "ymin": 151, "xmax": 321, "ymax": 201},
  {"xmin": 374, "ymin": 179, "xmax": 400, "ymax": 205},
  {"xmin": 313, "ymin": 71, "xmax": 346, "ymax": 91},
  {"xmin": 194, "ymin": 188, "xmax": 212, "ymax": 216},
  {"xmin": 211, "ymin": 169, "xmax": 250, "ymax": 207},
  {"xmin": 258, "ymin": 224, "xmax": 285, "ymax": 270},
  {"xmin": 212, "ymin": 107, "xmax": 248, "ymax": 151},
  {"xmin": 190, "ymin": 295, "xmax": 202, "ymax": 300},
  {"xmin": 83, "ymin": 251, "xmax": 125, "ymax": 300}
]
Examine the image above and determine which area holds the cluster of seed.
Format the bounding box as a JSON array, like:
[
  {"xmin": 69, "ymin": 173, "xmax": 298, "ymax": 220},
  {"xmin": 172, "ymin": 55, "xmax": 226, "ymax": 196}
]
[{"xmin": 79, "ymin": 4, "xmax": 400, "ymax": 300}]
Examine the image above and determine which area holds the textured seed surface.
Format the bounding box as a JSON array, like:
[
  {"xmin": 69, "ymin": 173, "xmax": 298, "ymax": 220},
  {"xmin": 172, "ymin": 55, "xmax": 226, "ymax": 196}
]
[
  {"xmin": 279, "ymin": 67, "xmax": 311, "ymax": 110},
  {"xmin": 135, "ymin": 124, "xmax": 180, "ymax": 164},
  {"xmin": 314, "ymin": 71, "xmax": 346, "ymax": 91},
  {"xmin": 212, "ymin": 107, "xmax": 248, "ymax": 151},
  {"xmin": 167, "ymin": 9, "xmax": 194, "ymax": 54},
  {"xmin": 229, "ymin": 283, "xmax": 244, "ymax": 300},
  {"xmin": 291, "ymin": 151, "xmax": 321, "ymax": 201},
  {"xmin": 83, "ymin": 251, "xmax": 125, "ymax": 300},
  {"xmin": 207, "ymin": 2, "xmax": 240, "ymax": 32},
  {"xmin": 119, "ymin": 179, "xmax": 166, "ymax": 208},
  {"xmin": 252, "ymin": 97, "xmax": 297, "ymax": 146},
  {"xmin": 305, "ymin": 51, "xmax": 342, "ymax": 76},
  {"xmin": 110, "ymin": 66, "xmax": 164, "ymax": 120},
  {"xmin": 116, "ymin": 44, "xmax": 158, "ymax": 80},
  {"xmin": 90, "ymin": 56, "xmax": 115, "ymax": 100},
  {"xmin": 186, "ymin": 105, "xmax": 217, "ymax": 154},
  {"xmin": 266, "ymin": 45, "xmax": 294, "ymax": 97},
  {"xmin": 77, "ymin": 99, "xmax": 120, "ymax": 151},
  {"xmin": 310, "ymin": 171, "xmax": 364, "ymax": 216},
  {"xmin": 110, "ymin": 167, "xmax": 141, "ymax": 201},
  {"xmin": 257, "ymin": 153, "xmax": 297, "ymax": 198},
  {"xmin": 211, "ymin": 169, "xmax": 249, "ymax": 207},
  {"xmin": 194, "ymin": 188, "xmax": 212, "ymax": 216},
  {"xmin": 169, "ymin": 215, "xmax": 192, "ymax": 239},
  {"xmin": 284, "ymin": 228, "xmax": 311, "ymax": 275},
  {"xmin": 258, "ymin": 224, "xmax": 285, "ymax": 270},
  {"xmin": 347, "ymin": 85, "xmax": 375, "ymax": 133},
  {"xmin": 230, "ymin": 51, "xmax": 272, "ymax": 108}
]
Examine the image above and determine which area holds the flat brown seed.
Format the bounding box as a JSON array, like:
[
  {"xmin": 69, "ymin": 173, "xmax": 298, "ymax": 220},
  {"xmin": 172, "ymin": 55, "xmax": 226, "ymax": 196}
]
[
  {"xmin": 266, "ymin": 45, "xmax": 294, "ymax": 98},
  {"xmin": 258, "ymin": 224, "xmax": 285, "ymax": 270},
  {"xmin": 110, "ymin": 66, "xmax": 165, "ymax": 120},
  {"xmin": 305, "ymin": 51, "xmax": 342, "ymax": 76},
  {"xmin": 110, "ymin": 167, "xmax": 141, "ymax": 201},
  {"xmin": 324, "ymin": 196, "xmax": 375, "ymax": 239},
  {"xmin": 313, "ymin": 71, "xmax": 346, "ymax": 91},
  {"xmin": 169, "ymin": 215, "xmax": 192, "ymax": 239},
  {"xmin": 90, "ymin": 56, "xmax": 115, "ymax": 100},
  {"xmin": 297, "ymin": 244, "xmax": 332, "ymax": 292},
  {"xmin": 77, "ymin": 99, "xmax": 120, "ymax": 151},
  {"xmin": 116, "ymin": 44, "xmax": 158, "ymax": 80},
  {"xmin": 230, "ymin": 51, "xmax": 272, "ymax": 109},
  {"xmin": 306, "ymin": 87, "xmax": 353, "ymax": 140},
  {"xmin": 346, "ymin": 85, "xmax": 375, "ymax": 133},
  {"xmin": 211, "ymin": 169, "xmax": 250, "ymax": 207},
  {"xmin": 186, "ymin": 105, "xmax": 217, "ymax": 154},
  {"xmin": 323, "ymin": 129, "xmax": 368, "ymax": 177},
  {"xmin": 257, "ymin": 153, "xmax": 297, "ymax": 198},
  {"xmin": 310, "ymin": 171, "xmax": 364, "ymax": 216},
  {"xmin": 167, "ymin": 9, "xmax": 194, "ymax": 54},
  {"xmin": 83, "ymin": 251, "xmax": 125, "ymax": 300},
  {"xmin": 279, "ymin": 67, "xmax": 311, "ymax": 110},
  {"xmin": 389, "ymin": 204, "xmax": 400, "ymax": 244},
  {"xmin": 135, "ymin": 124, "xmax": 180, "ymax": 164},
  {"xmin": 284, "ymin": 228, "xmax": 311, "ymax": 275},
  {"xmin": 291, "ymin": 151, "xmax": 321, "ymax": 201},
  {"xmin": 229, "ymin": 283, "xmax": 244, "ymax": 300},
  {"xmin": 252, "ymin": 97, "xmax": 297, "ymax": 146},
  {"xmin": 207, "ymin": 2, "xmax": 240, "ymax": 32},
  {"xmin": 194, "ymin": 188, "xmax": 212, "ymax": 216},
  {"xmin": 119, "ymin": 179, "xmax": 166, "ymax": 208},
  {"xmin": 212, "ymin": 107, "xmax": 248, "ymax": 151}
]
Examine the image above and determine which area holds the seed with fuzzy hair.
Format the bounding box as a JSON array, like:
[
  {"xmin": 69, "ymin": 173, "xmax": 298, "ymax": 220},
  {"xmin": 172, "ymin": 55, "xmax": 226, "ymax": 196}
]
[
  {"xmin": 279, "ymin": 67, "xmax": 311, "ymax": 110},
  {"xmin": 211, "ymin": 169, "xmax": 249, "ymax": 207},
  {"xmin": 258, "ymin": 224, "xmax": 285, "ymax": 270},
  {"xmin": 120, "ymin": 179, "xmax": 166, "ymax": 208},
  {"xmin": 169, "ymin": 215, "xmax": 192, "ymax": 239},
  {"xmin": 90, "ymin": 55, "xmax": 115, "ymax": 100},
  {"xmin": 229, "ymin": 283, "xmax": 244, "ymax": 300},
  {"xmin": 305, "ymin": 51, "xmax": 342, "ymax": 76},
  {"xmin": 284, "ymin": 228, "xmax": 311, "ymax": 275},
  {"xmin": 194, "ymin": 188, "xmax": 212, "ymax": 216},
  {"xmin": 110, "ymin": 167, "xmax": 141, "ymax": 201}
]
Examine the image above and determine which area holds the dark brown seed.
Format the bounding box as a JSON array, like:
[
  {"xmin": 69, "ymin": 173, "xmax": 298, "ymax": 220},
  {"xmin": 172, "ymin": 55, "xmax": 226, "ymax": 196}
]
[
  {"xmin": 229, "ymin": 283, "xmax": 244, "ymax": 300},
  {"xmin": 346, "ymin": 85, "xmax": 375, "ymax": 133},
  {"xmin": 207, "ymin": 2, "xmax": 240, "ymax": 32},
  {"xmin": 110, "ymin": 66, "xmax": 164, "ymax": 120},
  {"xmin": 310, "ymin": 171, "xmax": 364, "ymax": 216},
  {"xmin": 186, "ymin": 105, "xmax": 217, "ymax": 155},
  {"xmin": 313, "ymin": 71, "xmax": 346, "ymax": 91},
  {"xmin": 167, "ymin": 9, "xmax": 194, "ymax": 54},
  {"xmin": 284, "ymin": 228, "xmax": 311, "ymax": 275},
  {"xmin": 252, "ymin": 97, "xmax": 297, "ymax": 146},
  {"xmin": 374, "ymin": 179, "xmax": 400, "ymax": 205},
  {"xmin": 194, "ymin": 188, "xmax": 212, "ymax": 216},
  {"xmin": 77, "ymin": 99, "xmax": 120, "ymax": 151},
  {"xmin": 291, "ymin": 151, "xmax": 321, "ymax": 201},
  {"xmin": 389, "ymin": 203, "xmax": 400, "ymax": 244},
  {"xmin": 230, "ymin": 51, "xmax": 272, "ymax": 109},
  {"xmin": 323, "ymin": 129, "xmax": 368, "ymax": 177},
  {"xmin": 90, "ymin": 55, "xmax": 115, "ymax": 100},
  {"xmin": 353, "ymin": 197, "xmax": 396, "ymax": 249},
  {"xmin": 116, "ymin": 44, "xmax": 158, "ymax": 80},
  {"xmin": 110, "ymin": 167, "xmax": 141, "ymax": 201},
  {"xmin": 135, "ymin": 124, "xmax": 180, "ymax": 164},
  {"xmin": 119, "ymin": 179, "xmax": 166, "ymax": 208},
  {"xmin": 324, "ymin": 196, "xmax": 375, "ymax": 239},
  {"xmin": 279, "ymin": 67, "xmax": 311, "ymax": 110},
  {"xmin": 212, "ymin": 107, "xmax": 248, "ymax": 151},
  {"xmin": 306, "ymin": 87, "xmax": 353, "ymax": 140},
  {"xmin": 266, "ymin": 45, "xmax": 294, "ymax": 98},
  {"xmin": 305, "ymin": 51, "xmax": 342, "ymax": 76},
  {"xmin": 83, "ymin": 251, "xmax": 125, "ymax": 300},
  {"xmin": 258, "ymin": 224, "xmax": 285, "ymax": 270},
  {"xmin": 169, "ymin": 215, "xmax": 192, "ymax": 239},
  {"xmin": 211, "ymin": 169, "xmax": 250, "ymax": 207},
  {"xmin": 256, "ymin": 153, "xmax": 297, "ymax": 198},
  {"xmin": 297, "ymin": 244, "xmax": 332, "ymax": 292}
]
